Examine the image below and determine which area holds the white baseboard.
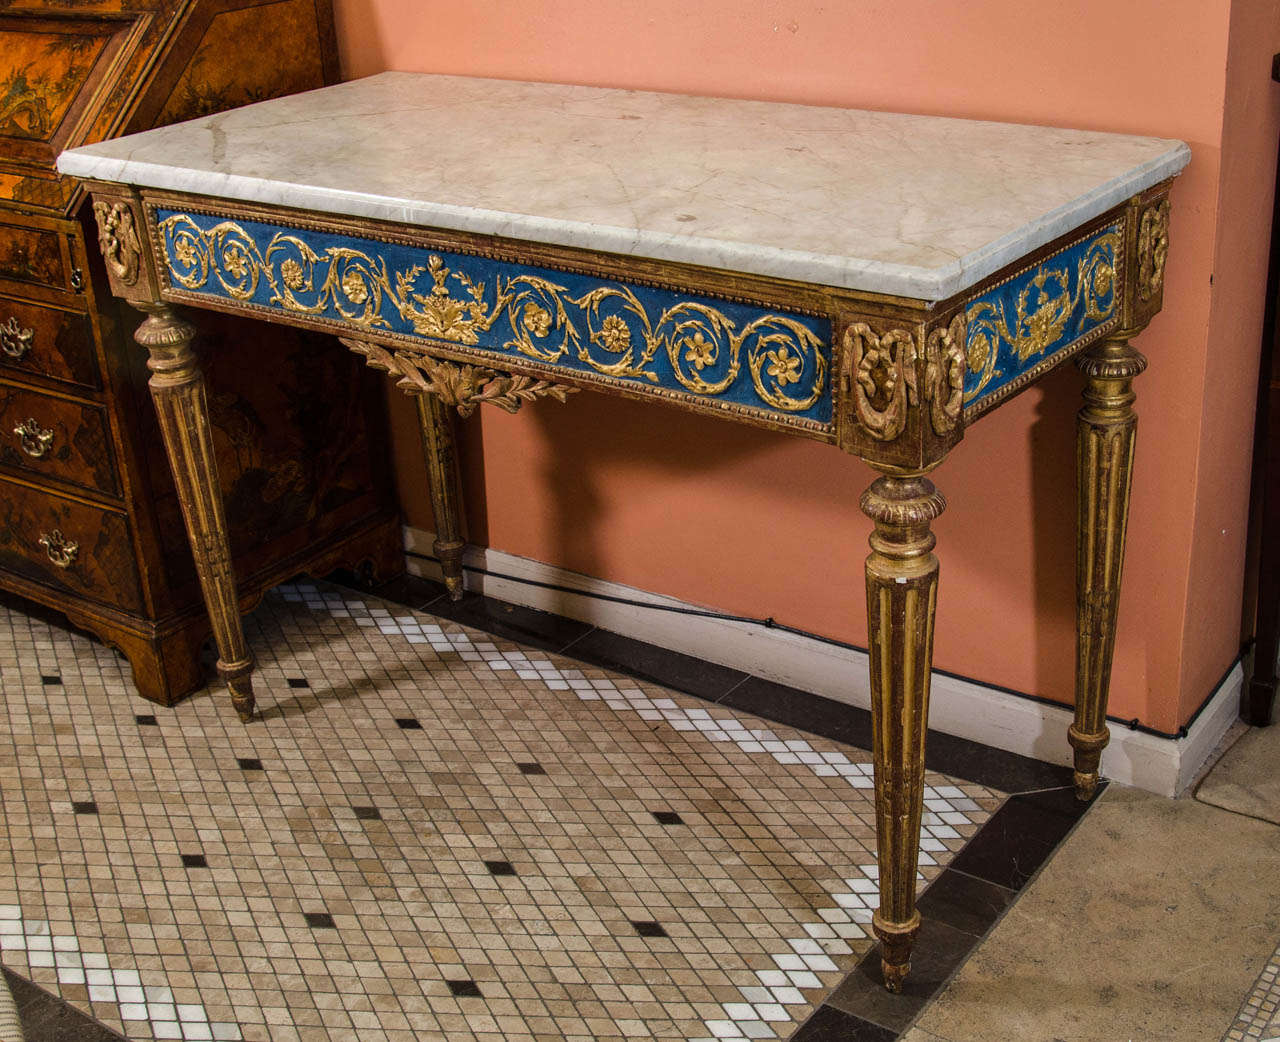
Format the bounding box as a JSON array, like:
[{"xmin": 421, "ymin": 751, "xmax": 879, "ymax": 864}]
[{"xmin": 403, "ymin": 525, "xmax": 1242, "ymax": 797}]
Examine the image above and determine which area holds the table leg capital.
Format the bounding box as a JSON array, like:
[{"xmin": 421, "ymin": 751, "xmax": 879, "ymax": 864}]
[
  {"xmin": 1072, "ymin": 335, "xmax": 1145, "ymax": 799},
  {"xmin": 861, "ymin": 466, "xmax": 945, "ymax": 992},
  {"xmin": 132, "ymin": 301, "xmax": 256, "ymax": 720}
]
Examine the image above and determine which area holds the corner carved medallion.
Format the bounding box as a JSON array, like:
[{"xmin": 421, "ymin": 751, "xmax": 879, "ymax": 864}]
[
  {"xmin": 846, "ymin": 322, "xmax": 918, "ymax": 442},
  {"xmin": 341, "ymin": 338, "xmax": 578, "ymax": 417},
  {"xmin": 1137, "ymin": 199, "xmax": 1170, "ymax": 302},
  {"xmin": 92, "ymin": 201, "xmax": 143, "ymax": 287},
  {"xmin": 923, "ymin": 314, "xmax": 965, "ymax": 436}
]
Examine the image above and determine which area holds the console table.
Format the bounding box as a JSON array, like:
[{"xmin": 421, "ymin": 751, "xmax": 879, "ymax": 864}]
[{"xmin": 58, "ymin": 72, "xmax": 1189, "ymax": 991}]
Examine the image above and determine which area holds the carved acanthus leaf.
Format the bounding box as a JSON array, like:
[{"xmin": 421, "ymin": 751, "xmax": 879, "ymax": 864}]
[{"xmin": 341, "ymin": 338, "xmax": 578, "ymax": 417}]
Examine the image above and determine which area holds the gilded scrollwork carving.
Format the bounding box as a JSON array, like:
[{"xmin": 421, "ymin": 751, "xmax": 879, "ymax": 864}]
[
  {"xmin": 92, "ymin": 201, "xmax": 143, "ymax": 286},
  {"xmin": 158, "ymin": 214, "xmax": 828, "ymax": 419},
  {"xmin": 923, "ymin": 315, "xmax": 966, "ymax": 436},
  {"xmin": 1137, "ymin": 199, "xmax": 1170, "ymax": 302},
  {"xmin": 845, "ymin": 322, "xmax": 918, "ymax": 442},
  {"xmin": 965, "ymin": 228, "xmax": 1120, "ymax": 406},
  {"xmin": 341, "ymin": 337, "xmax": 578, "ymax": 418}
]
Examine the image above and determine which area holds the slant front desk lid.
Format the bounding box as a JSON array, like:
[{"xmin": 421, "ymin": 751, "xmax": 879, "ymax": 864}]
[{"xmin": 56, "ymin": 71, "xmax": 1190, "ymax": 301}]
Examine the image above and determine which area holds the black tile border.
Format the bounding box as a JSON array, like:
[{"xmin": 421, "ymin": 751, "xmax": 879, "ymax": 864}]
[
  {"xmin": 335, "ymin": 575, "xmax": 1112, "ymax": 1038},
  {"xmin": 361, "ymin": 574, "xmax": 1077, "ymax": 795}
]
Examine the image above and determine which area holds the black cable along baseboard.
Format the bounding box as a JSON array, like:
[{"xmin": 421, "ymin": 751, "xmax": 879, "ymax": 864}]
[{"xmin": 404, "ymin": 547, "xmax": 1235, "ymax": 741}]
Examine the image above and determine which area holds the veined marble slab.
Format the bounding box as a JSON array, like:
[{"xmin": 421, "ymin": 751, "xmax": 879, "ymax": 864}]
[{"xmin": 57, "ymin": 72, "xmax": 1189, "ymax": 301}]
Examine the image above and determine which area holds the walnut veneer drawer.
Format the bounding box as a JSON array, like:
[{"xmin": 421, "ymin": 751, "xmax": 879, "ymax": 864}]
[
  {"xmin": 0, "ymin": 383, "xmax": 118, "ymax": 496},
  {"xmin": 0, "ymin": 295, "xmax": 102, "ymax": 391},
  {"xmin": 0, "ymin": 477, "xmax": 142, "ymax": 614},
  {"xmin": 0, "ymin": 218, "xmax": 76, "ymax": 293}
]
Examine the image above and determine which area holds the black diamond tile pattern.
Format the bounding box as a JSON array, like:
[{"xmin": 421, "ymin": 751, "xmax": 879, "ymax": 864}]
[
  {"xmin": 0, "ymin": 577, "xmax": 1026, "ymax": 1042},
  {"xmin": 303, "ymin": 912, "xmax": 336, "ymax": 930}
]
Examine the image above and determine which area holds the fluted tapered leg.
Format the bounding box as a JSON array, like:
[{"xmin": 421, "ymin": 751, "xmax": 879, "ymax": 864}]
[
  {"xmin": 135, "ymin": 303, "xmax": 255, "ymax": 721},
  {"xmin": 861, "ymin": 469, "xmax": 945, "ymax": 992},
  {"xmin": 415, "ymin": 393, "xmax": 466, "ymax": 600},
  {"xmin": 1072, "ymin": 338, "xmax": 1146, "ymax": 799}
]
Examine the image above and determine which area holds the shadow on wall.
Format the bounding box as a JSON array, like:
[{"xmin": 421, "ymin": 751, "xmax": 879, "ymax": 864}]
[{"xmin": 1030, "ymin": 366, "xmax": 1084, "ymax": 703}]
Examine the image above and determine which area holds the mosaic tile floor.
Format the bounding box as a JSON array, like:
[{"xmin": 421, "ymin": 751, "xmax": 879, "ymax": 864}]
[
  {"xmin": 0, "ymin": 581, "xmax": 1006, "ymax": 1042},
  {"xmin": 1223, "ymin": 914, "xmax": 1280, "ymax": 1040}
]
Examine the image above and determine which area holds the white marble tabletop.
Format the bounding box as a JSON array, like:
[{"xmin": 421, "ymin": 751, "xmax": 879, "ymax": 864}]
[{"xmin": 58, "ymin": 72, "xmax": 1189, "ymax": 301}]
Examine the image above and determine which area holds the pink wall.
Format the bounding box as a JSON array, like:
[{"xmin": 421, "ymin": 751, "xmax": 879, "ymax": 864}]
[
  {"xmin": 1179, "ymin": 0, "xmax": 1280, "ymax": 722},
  {"xmin": 332, "ymin": 0, "xmax": 1271, "ymax": 735}
]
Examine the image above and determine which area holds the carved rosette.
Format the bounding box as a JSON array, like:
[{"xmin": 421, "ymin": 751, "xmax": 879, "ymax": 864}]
[
  {"xmin": 1137, "ymin": 199, "xmax": 1170, "ymax": 302},
  {"xmin": 341, "ymin": 338, "xmax": 578, "ymax": 418},
  {"xmin": 846, "ymin": 323, "xmax": 919, "ymax": 443},
  {"xmin": 92, "ymin": 200, "xmax": 143, "ymax": 287}
]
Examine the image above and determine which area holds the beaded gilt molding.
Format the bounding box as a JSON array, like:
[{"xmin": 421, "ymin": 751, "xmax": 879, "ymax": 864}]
[
  {"xmin": 962, "ymin": 221, "xmax": 1123, "ymax": 417},
  {"xmin": 153, "ymin": 208, "xmax": 835, "ymax": 433}
]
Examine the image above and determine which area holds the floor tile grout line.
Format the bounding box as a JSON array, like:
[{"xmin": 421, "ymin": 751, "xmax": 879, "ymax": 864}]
[
  {"xmin": 374, "ymin": 576, "xmax": 1071, "ymax": 797},
  {"xmin": 284, "ymin": 578, "xmax": 1001, "ymax": 1042},
  {"xmin": 717, "ymin": 673, "xmax": 752, "ymax": 703},
  {"xmin": 55, "ymin": 575, "xmax": 1019, "ymax": 1042},
  {"xmin": 554, "ymin": 626, "xmax": 596, "ymax": 657}
]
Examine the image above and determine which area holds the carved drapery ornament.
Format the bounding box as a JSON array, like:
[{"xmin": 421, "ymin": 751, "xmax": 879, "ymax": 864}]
[
  {"xmin": 92, "ymin": 201, "xmax": 143, "ymax": 286},
  {"xmin": 341, "ymin": 338, "xmax": 578, "ymax": 417},
  {"xmin": 923, "ymin": 314, "xmax": 966, "ymax": 435},
  {"xmin": 1137, "ymin": 199, "xmax": 1170, "ymax": 302},
  {"xmin": 846, "ymin": 323, "xmax": 918, "ymax": 442}
]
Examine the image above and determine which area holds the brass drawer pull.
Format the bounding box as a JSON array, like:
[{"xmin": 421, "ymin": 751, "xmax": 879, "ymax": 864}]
[
  {"xmin": 13, "ymin": 417, "xmax": 54, "ymax": 458},
  {"xmin": 1, "ymin": 316, "xmax": 34, "ymax": 360},
  {"xmin": 38, "ymin": 529, "xmax": 78, "ymax": 569}
]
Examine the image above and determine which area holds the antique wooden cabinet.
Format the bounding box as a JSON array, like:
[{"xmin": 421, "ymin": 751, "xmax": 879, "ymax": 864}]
[{"xmin": 0, "ymin": 0, "xmax": 402, "ymax": 703}]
